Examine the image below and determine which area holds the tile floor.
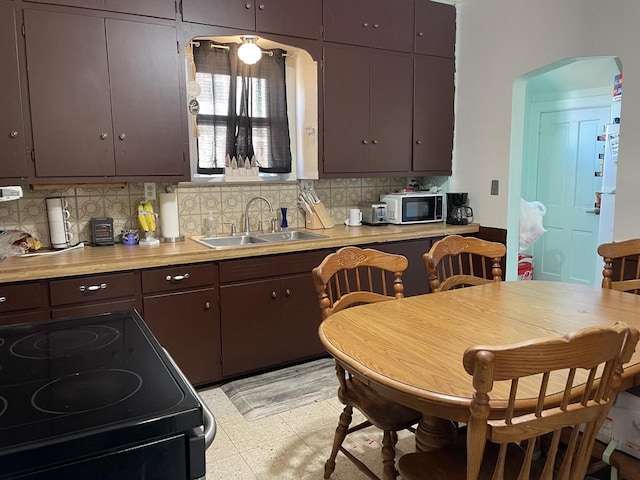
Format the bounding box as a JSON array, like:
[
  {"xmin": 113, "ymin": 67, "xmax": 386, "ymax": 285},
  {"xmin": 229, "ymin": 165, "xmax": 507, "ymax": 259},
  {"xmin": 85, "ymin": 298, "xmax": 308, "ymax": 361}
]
[{"xmin": 197, "ymin": 385, "xmax": 417, "ymax": 480}]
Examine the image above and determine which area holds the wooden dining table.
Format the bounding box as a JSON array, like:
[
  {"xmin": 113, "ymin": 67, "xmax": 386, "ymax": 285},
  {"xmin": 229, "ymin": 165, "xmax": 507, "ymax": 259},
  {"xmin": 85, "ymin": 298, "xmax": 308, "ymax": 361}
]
[{"xmin": 318, "ymin": 280, "xmax": 640, "ymax": 451}]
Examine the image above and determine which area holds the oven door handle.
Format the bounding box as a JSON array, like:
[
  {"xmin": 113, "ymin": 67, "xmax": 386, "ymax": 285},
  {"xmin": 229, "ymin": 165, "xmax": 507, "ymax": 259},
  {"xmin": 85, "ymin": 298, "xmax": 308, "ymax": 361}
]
[{"xmin": 162, "ymin": 348, "xmax": 216, "ymax": 450}]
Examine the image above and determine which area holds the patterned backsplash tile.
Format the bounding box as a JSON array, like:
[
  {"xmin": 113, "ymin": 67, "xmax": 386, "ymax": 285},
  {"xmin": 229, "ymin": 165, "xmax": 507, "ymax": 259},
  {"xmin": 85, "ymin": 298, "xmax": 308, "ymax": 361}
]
[{"xmin": 0, "ymin": 179, "xmax": 406, "ymax": 248}]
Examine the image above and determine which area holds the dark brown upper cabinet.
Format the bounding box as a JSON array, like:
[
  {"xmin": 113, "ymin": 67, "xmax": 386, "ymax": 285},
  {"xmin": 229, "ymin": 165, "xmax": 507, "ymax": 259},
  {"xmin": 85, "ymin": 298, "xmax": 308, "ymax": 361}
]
[
  {"xmin": 181, "ymin": 0, "xmax": 321, "ymax": 39},
  {"xmin": 22, "ymin": 0, "xmax": 177, "ymax": 19},
  {"xmin": 0, "ymin": 5, "xmax": 29, "ymax": 180},
  {"xmin": 413, "ymin": 54, "xmax": 454, "ymax": 174},
  {"xmin": 414, "ymin": 0, "xmax": 456, "ymax": 58},
  {"xmin": 323, "ymin": 0, "xmax": 414, "ymax": 52},
  {"xmin": 323, "ymin": 45, "xmax": 413, "ymax": 176},
  {"xmin": 24, "ymin": 9, "xmax": 186, "ymax": 181}
]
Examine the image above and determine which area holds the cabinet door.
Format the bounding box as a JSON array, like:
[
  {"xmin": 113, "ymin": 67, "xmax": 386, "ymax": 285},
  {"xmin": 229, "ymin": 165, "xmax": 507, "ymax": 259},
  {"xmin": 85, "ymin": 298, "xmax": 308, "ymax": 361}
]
[
  {"xmin": 280, "ymin": 273, "xmax": 325, "ymax": 361},
  {"xmin": 384, "ymin": 238, "xmax": 433, "ymax": 296},
  {"xmin": 106, "ymin": 20, "xmax": 184, "ymax": 176},
  {"xmin": 256, "ymin": 0, "xmax": 322, "ymax": 40},
  {"xmin": 220, "ymin": 278, "xmax": 282, "ymax": 377},
  {"xmin": 369, "ymin": 51, "xmax": 413, "ymax": 173},
  {"xmin": 182, "ymin": 0, "xmax": 256, "ymax": 30},
  {"xmin": 22, "ymin": 0, "xmax": 176, "ymax": 19},
  {"xmin": 24, "ymin": 10, "xmax": 115, "ymax": 177},
  {"xmin": 413, "ymin": 55, "xmax": 454, "ymax": 174},
  {"xmin": 143, "ymin": 288, "xmax": 222, "ymax": 386},
  {"xmin": 0, "ymin": 5, "xmax": 29, "ymax": 179},
  {"xmin": 323, "ymin": 46, "xmax": 370, "ymax": 174},
  {"xmin": 0, "ymin": 282, "xmax": 49, "ymax": 326},
  {"xmin": 414, "ymin": 0, "xmax": 456, "ymax": 58},
  {"xmin": 323, "ymin": 0, "xmax": 414, "ymax": 52}
]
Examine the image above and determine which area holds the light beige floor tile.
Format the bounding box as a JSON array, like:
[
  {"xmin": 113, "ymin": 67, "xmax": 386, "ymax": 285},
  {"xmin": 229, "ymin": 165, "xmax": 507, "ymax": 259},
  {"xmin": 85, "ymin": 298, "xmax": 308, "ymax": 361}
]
[
  {"xmin": 240, "ymin": 436, "xmax": 324, "ymax": 480},
  {"xmin": 223, "ymin": 414, "xmax": 298, "ymax": 452},
  {"xmin": 205, "ymin": 453, "xmax": 258, "ymax": 480},
  {"xmin": 207, "ymin": 425, "xmax": 239, "ymax": 461},
  {"xmin": 278, "ymin": 399, "xmax": 342, "ymax": 434},
  {"xmin": 197, "ymin": 386, "xmax": 243, "ymax": 424}
]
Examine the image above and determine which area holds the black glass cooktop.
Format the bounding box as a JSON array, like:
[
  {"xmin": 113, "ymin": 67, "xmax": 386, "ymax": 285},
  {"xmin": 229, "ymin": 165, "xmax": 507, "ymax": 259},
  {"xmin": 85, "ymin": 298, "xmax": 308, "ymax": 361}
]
[{"xmin": 0, "ymin": 311, "xmax": 202, "ymax": 461}]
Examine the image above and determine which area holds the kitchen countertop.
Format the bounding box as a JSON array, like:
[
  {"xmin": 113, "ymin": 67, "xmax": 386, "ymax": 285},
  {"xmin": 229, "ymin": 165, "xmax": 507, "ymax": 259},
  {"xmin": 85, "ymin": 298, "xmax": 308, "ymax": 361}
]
[{"xmin": 0, "ymin": 223, "xmax": 479, "ymax": 283}]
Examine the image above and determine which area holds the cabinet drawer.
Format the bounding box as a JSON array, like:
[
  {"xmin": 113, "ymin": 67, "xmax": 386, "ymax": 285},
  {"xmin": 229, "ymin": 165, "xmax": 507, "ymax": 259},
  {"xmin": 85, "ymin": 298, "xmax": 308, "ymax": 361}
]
[
  {"xmin": 142, "ymin": 263, "xmax": 217, "ymax": 294},
  {"xmin": 0, "ymin": 282, "xmax": 48, "ymax": 314},
  {"xmin": 50, "ymin": 272, "xmax": 140, "ymax": 306},
  {"xmin": 51, "ymin": 299, "xmax": 140, "ymax": 320},
  {"xmin": 219, "ymin": 249, "xmax": 331, "ymax": 283}
]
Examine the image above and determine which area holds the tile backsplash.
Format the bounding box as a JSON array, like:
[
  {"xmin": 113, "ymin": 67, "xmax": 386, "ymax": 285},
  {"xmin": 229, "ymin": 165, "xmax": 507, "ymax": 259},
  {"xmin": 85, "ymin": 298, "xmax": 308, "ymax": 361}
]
[{"xmin": 0, "ymin": 179, "xmax": 406, "ymax": 248}]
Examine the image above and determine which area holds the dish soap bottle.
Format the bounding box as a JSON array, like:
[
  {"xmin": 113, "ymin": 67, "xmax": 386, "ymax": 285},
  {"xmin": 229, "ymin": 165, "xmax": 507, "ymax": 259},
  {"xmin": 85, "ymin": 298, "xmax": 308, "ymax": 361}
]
[{"xmin": 204, "ymin": 211, "xmax": 216, "ymax": 237}]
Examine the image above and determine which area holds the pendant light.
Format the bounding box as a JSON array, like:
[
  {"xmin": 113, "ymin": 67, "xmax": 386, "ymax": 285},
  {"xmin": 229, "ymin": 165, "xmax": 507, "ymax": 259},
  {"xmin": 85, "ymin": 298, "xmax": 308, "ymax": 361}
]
[{"xmin": 238, "ymin": 36, "xmax": 262, "ymax": 65}]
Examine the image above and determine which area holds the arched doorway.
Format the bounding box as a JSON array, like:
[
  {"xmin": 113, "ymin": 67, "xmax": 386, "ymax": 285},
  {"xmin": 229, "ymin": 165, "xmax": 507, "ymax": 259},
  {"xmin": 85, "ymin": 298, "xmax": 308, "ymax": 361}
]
[{"xmin": 506, "ymin": 56, "xmax": 622, "ymax": 284}]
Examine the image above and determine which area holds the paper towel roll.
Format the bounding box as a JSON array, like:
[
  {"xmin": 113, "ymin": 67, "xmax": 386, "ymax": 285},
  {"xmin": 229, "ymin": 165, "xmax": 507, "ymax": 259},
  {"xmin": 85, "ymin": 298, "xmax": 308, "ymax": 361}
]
[{"xmin": 159, "ymin": 193, "xmax": 180, "ymax": 239}]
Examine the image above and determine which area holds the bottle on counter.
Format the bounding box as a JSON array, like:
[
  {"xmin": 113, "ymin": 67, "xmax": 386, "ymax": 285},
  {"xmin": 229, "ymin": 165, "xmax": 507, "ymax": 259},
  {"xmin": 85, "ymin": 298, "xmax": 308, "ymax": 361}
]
[{"xmin": 204, "ymin": 211, "xmax": 216, "ymax": 237}]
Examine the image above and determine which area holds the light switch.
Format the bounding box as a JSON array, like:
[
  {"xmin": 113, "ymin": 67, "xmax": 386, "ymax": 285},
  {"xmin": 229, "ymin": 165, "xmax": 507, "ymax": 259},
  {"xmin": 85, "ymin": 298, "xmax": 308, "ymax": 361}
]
[{"xmin": 490, "ymin": 180, "xmax": 499, "ymax": 195}]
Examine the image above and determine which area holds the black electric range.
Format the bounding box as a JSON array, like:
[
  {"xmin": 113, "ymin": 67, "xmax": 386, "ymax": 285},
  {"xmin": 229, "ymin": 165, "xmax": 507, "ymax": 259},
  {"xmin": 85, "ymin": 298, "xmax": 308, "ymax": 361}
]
[{"xmin": 0, "ymin": 310, "xmax": 206, "ymax": 480}]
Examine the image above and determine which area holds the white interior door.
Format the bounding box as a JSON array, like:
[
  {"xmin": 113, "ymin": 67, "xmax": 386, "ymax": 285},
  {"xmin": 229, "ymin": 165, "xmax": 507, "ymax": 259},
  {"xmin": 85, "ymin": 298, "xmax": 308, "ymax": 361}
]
[{"xmin": 533, "ymin": 107, "xmax": 609, "ymax": 285}]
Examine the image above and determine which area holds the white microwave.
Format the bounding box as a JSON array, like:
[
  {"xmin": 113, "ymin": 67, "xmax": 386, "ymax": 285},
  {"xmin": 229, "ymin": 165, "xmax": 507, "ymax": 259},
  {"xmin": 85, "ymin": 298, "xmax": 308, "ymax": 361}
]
[{"xmin": 381, "ymin": 192, "xmax": 444, "ymax": 224}]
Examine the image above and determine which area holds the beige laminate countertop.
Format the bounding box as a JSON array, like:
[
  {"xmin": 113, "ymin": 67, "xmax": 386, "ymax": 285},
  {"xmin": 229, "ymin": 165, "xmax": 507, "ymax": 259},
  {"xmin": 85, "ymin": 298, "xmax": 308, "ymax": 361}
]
[{"xmin": 0, "ymin": 223, "xmax": 479, "ymax": 283}]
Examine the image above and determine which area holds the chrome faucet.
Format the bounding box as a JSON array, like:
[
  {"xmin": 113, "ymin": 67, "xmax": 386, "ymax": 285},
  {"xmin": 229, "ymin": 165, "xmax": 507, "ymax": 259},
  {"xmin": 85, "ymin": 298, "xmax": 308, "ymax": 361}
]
[{"xmin": 244, "ymin": 196, "xmax": 274, "ymax": 234}]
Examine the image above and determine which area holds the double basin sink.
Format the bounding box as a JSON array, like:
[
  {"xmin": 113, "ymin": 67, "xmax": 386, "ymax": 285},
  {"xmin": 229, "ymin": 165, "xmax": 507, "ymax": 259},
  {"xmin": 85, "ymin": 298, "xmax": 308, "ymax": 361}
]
[{"xmin": 193, "ymin": 230, "xmax": 328, "ymax": 249}]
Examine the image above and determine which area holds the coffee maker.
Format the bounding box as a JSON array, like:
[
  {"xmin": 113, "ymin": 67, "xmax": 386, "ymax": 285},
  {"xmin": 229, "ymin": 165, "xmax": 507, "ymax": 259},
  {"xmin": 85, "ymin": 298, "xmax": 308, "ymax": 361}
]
[{"xmin": 446, "ymin": 193, "xmax": 474, "ymax": 225}]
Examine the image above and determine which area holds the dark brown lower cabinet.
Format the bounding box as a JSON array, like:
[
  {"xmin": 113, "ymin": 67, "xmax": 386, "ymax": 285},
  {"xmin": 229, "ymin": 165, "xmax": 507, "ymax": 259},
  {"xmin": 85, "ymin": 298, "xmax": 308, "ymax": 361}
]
[
  {"xmin": 142, "ymin": 264, "xmax": 221, "ymax": 386},
  {"xmin": 384, "ymin": 237, "xmax": 437, "ymax": 297},
  {"xmin": 219, "ymin": 250, "xmax": 329, "ymax": 378},
  {"xmin": 0, "ymin": 281, "xmax": 49, "ymax": 326}
]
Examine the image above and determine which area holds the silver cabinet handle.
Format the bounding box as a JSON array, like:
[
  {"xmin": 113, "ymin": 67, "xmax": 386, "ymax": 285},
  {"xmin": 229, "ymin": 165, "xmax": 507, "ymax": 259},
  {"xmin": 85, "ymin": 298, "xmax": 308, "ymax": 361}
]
[
  {"xmin": 271, "ymin": 291, "xmax": 277, "ymax": 298},
  {"xmin": 362, "ymin": 22, "xmax": 368, "ymax": 28},
  {"xmin": 258, "ymin": 3, "xmax": 264, "ymax": 9},
  {"xmin": 362, "ymin": 140, "xmax": 369, "ymax": 145},
  {"xmin": 9, "ymin": 131, "xmax": 19, "ymax": 138},
  {"xmin": 204, "ymin": 301, "xmax": 211, "ymax": 309},
  {"xmin": 285, "ymin": 289, "xmax": 291, "ymax": 296},
  {"xmin": 418, "ymin": 32, "xmax": 424, "ymax": 37},
  {"xmin": 165, "ymin": 273, "xmax": 190, "ymax": 281},
  {"xmin": 372, "ymin": 140, "xmax": 379, "ymax": 145},
  {"xmin": 373, "ymin": 23, "xmax": 380, "ymax": 28},
  {"xmin": 416, "ymin": 140, "xmax": 423, "ymax": 145},
  {"xmin": 100, "ymin": 133, "xmax": 109, "ymax": 140},
  {"xmin": 0, "ymin": 296, "xmax": 6, "ymax": 303},
  {"xmin": 118, "ymin": 133, "xmax": 126, "ymax": 141},
  {"xmin": 245, "ymin": 2, "xmax": 252, "ymax": 8},
  {"xmin": 79, "ymin": 283, "xmax": 107, "ymax": 292}
]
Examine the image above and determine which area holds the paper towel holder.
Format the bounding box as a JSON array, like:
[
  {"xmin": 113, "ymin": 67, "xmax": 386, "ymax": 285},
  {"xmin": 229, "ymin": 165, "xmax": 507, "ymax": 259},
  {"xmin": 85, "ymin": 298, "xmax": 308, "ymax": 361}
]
[{"xmin": 158, "ymin": 190, "xmax": 185, "ymax": 243}]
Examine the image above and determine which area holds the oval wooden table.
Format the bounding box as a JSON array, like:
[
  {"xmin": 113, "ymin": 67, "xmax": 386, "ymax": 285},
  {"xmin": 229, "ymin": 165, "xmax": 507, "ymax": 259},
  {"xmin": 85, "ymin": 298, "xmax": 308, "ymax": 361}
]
[{"xmin": 318, "ymin": 281, "xmax": 640, "ymax": 451}]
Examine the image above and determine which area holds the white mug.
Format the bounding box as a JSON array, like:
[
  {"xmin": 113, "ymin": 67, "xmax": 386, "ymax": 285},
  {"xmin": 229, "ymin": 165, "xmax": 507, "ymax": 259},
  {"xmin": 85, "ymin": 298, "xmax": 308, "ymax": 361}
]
[{"xmin": 348, "ymin": 208, "xmax": 363, "ymax": 226}]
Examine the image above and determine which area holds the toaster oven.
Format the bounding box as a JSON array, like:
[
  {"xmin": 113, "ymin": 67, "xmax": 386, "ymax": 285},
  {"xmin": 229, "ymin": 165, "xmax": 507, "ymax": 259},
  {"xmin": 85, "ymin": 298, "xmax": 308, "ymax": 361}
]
[{"xmin": 380, "ymin": 192, "xmax": 444, "ymax": 224}]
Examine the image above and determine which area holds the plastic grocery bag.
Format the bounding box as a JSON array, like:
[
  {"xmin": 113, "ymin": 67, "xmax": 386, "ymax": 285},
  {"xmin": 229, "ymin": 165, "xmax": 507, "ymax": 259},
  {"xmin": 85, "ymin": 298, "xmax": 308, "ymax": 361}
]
[{"xmin": 519, "ymin": 199, "xmax": 547, "ymax": 252}]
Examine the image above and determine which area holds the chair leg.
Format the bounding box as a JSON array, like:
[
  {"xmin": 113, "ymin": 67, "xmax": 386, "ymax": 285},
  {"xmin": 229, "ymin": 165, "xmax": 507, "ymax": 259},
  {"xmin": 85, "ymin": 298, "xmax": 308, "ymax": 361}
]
[
  {"xmin": 381, "ymin": 430, "xmax": 399, "ymax": 480},
  {"xmin": 324, "ymin": 405, "xmax": 354, "ymax": 479}
]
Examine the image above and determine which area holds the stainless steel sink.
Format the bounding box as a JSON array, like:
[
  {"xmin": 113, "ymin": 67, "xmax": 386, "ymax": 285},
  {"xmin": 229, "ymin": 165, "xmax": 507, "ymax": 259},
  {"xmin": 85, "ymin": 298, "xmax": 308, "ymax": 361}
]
[
  {"xmin": 193, "ymin": 235, "xmax": 269, "ymax": 248},
  {"xmin": 253, "ymin": 231, "xmax": 329, "ymax": 242},
  {"xmin": 192, "ymin": 230, "xmax": 328, "ymax": 249}
]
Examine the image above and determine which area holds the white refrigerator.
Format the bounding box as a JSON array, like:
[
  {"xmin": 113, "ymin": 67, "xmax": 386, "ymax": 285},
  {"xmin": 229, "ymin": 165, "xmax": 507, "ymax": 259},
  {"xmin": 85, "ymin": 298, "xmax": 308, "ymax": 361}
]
[{"xmin": 594, "ymin": 122, "xmax": 619, "ymax": 283}]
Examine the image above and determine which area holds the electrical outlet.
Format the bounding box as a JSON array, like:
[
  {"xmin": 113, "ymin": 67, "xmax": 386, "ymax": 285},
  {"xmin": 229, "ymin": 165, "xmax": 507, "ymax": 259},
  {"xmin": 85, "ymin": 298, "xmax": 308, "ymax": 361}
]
[
  {"xmin": 144, "ymin": 183, "xmax": 156, "ymax": 201},
  {"xmin": 299, "ymin": 179, "xmax": 313, "ymax": 191},
  {"xmin": 490, "ymin": 180, "xmax": 499, "ymax": 196}
]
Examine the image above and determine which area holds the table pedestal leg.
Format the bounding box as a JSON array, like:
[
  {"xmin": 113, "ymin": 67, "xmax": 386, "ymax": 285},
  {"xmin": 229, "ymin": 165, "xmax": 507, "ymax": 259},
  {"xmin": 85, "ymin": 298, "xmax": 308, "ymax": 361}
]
[{"xmin": 415, "ymin": 415, "xmax": 457, "ymax": 452}]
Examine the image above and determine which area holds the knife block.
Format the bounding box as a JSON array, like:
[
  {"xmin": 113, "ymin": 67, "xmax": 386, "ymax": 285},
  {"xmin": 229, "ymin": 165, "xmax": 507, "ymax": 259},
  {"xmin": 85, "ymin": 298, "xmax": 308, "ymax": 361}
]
[{"xmin": 305, "ymin": 211, "xmax": 325, "ymax": 230}]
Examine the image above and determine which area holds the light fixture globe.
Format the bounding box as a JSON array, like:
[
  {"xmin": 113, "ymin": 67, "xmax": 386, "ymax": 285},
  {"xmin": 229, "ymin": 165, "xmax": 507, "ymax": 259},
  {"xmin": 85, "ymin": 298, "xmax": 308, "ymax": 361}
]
[{"xmin": 238, "ymin": 36, "xmax": 262, "ymax": 65}]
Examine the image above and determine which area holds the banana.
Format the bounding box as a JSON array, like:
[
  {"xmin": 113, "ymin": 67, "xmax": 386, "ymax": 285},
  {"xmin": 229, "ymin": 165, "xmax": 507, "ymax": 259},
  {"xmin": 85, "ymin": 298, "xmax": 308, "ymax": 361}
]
[
  {"xmin": 144, "ymin": 201, "xmax": 156, "ymax": 232},
  {"xmin": 137, "ymin": 201, "xmax": 150, "ymax": 232}
]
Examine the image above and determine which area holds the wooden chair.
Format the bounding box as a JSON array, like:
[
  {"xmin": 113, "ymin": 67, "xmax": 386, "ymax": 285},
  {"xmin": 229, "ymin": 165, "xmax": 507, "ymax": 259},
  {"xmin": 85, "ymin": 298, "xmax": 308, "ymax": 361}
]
[
  {"xmin": 312, "ymin": 246, "xmax": 422, "ymax": 480},
  {"xmin": 598, "ymin": 238, "xmax": 640, "ymax": 294},
  {"xmin": 398, "ymin": 322, "xmax": 639, "ymax": 480},
  {"xmin": 424, "ymin": 235, "xmax": 506, "ymax": 292}
]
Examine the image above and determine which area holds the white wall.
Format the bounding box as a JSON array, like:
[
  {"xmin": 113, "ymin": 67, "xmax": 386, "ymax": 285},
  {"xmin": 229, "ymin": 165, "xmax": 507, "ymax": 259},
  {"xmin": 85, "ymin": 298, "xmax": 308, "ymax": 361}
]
[{"xmin": 453, "ymin": 0, "xmax": 640, "ymax": 242}]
